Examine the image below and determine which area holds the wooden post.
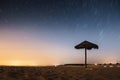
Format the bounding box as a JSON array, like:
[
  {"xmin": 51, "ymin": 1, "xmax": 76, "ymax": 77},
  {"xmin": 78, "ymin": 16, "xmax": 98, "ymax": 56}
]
[{"xmin": 85, "ymin": 48, "xmax": 87, "ymax": 68}]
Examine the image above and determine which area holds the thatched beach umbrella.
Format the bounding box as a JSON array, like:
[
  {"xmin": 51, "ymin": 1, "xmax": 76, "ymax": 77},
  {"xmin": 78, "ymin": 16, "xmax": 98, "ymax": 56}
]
[{"xmin": 74, "ymin": 40, "xmax": 98, "ymax": 68}]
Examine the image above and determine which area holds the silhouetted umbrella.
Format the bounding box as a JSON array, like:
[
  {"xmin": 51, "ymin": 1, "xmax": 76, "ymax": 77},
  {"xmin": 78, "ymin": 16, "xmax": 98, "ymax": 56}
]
[{"xmin": 74, "ymin": 40, "xmax": 98, "ymax": 68}]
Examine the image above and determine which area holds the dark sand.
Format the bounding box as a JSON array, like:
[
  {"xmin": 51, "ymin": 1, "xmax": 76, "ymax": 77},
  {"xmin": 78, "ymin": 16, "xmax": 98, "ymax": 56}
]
[{"xmin": 0, "ymin": 65, "xmax": 120, "ymax": 80}]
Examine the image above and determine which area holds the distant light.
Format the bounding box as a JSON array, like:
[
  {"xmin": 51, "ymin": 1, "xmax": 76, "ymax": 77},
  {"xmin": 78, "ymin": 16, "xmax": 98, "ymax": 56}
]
[
  {"xmin": 54, "ymin": 64, "xmax": 59, "ymax": 67},
  {"xmin": 109, "ymin": 65, "xmax": 113, "ymax": 67},
  {"xmin": 104, "ymin": 66, "xmax": 107, "ymax": 67},
  {"xmin": 94, "ymin": 63, "xmax": 98, "ymax": 66}
]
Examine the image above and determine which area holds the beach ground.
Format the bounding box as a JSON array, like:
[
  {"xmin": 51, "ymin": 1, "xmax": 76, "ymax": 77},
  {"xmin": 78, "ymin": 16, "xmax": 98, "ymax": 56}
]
[{"xmin": 0, "ymin": 65, "xmax": 120, "ymax": 80}]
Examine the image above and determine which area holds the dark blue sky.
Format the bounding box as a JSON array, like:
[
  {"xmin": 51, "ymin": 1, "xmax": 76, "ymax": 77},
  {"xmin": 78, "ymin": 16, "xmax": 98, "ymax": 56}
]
[{"xmin": 0, "ymin": 0, "xmax": 120, "ymax": 65}]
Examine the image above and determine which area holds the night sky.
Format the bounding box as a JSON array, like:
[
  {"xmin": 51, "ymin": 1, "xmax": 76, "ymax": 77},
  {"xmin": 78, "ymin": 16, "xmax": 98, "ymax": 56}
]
[{"xmin": 0, "ymin": 0, "xmax": 120, "ymax": 66}]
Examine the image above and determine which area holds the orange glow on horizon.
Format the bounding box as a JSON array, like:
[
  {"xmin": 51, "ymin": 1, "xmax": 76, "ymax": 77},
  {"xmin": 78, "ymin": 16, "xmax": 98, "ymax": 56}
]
[
  {"xmin": 0, "ymin": 29, "xmax": 119, "ymax": 66},
  {"xmin": 0, "ymin": 29, "xmax": 61, "ymax": 66},
  {"xmin": 0, "ymin": 60, "xmax": 60, "ymax": 66}
]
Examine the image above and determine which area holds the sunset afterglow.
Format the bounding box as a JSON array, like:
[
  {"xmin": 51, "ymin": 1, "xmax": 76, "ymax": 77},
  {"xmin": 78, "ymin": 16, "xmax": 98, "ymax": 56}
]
[{"xmin": 0, "ymin": 0, "xmax": 120, "ymax": 66}]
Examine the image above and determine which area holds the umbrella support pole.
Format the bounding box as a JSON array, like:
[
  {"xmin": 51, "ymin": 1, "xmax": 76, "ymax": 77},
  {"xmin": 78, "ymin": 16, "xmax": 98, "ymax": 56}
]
[{"xmin": 85, "ymin": 48, "xmax": 87, "ymax": 68}]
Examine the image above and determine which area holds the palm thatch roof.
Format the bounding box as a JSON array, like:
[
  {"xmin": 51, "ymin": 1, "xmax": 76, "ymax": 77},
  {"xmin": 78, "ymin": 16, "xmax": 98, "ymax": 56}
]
[{"xmin": 74, "ymin": 40, "xmax": 98, "ymax": 50}]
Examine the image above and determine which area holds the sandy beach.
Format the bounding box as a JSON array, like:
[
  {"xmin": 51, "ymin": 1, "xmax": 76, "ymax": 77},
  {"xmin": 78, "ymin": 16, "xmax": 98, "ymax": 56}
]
[{"xmin": 0, "ymin": 65, "xmax": 120, "ymax": 80}]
